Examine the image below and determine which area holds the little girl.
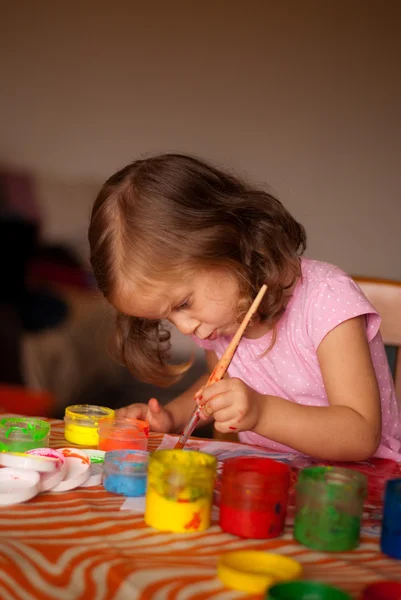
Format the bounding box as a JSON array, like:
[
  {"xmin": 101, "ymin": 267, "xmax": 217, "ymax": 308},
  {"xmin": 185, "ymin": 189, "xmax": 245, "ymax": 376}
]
[{"xmin": 89, "ymin": 153, "xmax": 401, "ymax": 462}]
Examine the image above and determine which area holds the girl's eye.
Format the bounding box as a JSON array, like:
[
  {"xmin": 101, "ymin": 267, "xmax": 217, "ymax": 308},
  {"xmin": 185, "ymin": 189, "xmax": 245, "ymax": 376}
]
[{"xmin": 176, "ymin": 299, "xmax": 190, "ymax": 311}]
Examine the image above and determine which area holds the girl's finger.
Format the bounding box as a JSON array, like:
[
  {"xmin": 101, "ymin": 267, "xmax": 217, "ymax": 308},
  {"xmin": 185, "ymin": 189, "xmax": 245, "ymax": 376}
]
[
  {"xmin": 196, "ymin": 380, "xmax": 230, "ymax": 406},
  {"xmin": 203, "ymin": 393, "xmax": 231, "ymax": 416},
  {"xmin": 213, "ymin": 406, "xmax": 238, "ymax": 423},
  {"xmin": 148, "ymin": 398, "xmax": 161, "ymax": 413},
  {"xmin": 194, "ymin": 385, "xmax": 205, "ymax": 402}
]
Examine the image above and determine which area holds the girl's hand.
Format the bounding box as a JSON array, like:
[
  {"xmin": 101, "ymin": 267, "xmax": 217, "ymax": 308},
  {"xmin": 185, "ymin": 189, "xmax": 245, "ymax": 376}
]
[
  {"xmin": 195, "ymin": 379, "xmax": 263, "ymax": 434},
  {"xmin": 115, "ymin": 398, "xmax": 174, "ymax": 433}
]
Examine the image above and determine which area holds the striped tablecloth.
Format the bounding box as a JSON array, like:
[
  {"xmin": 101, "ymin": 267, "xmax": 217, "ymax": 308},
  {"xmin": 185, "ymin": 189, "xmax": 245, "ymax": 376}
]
[{"xmin": 0, "ymin": 419, "xmax": 400, "ymax": 600}]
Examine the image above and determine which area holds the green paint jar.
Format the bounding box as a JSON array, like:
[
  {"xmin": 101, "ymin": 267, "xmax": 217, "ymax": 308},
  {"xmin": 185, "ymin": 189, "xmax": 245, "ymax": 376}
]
[
  {"xmin": 0, "ymin": 417, "xmax": 50, "ymax": 452},
  {"xmin": 266, "ymin": 581, "xmax": 352, "ymax": 599},
  {"xmin": 294, "ymin": 466, "xmax": 367, "ymax": 551}
]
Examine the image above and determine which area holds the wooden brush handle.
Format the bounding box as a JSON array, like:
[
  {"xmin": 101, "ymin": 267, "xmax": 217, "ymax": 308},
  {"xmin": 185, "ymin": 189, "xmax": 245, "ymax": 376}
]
[
  {"xmin": 175, "ymin": 284, "xmax": 267, "ymax": 448},
  {"xmin": 206, "ymin": 284, "xmax": 268, "ymax": 384}
]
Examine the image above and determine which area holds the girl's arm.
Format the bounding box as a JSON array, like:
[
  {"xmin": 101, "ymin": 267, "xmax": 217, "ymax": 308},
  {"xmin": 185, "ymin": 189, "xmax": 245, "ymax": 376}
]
[
  {"xmin": 253, "ymin": 316, "xmax": 382, "ymax": 460},
  {"xmin": 165, "ymin": 350, "xmax": 217, "ymax": 433}
]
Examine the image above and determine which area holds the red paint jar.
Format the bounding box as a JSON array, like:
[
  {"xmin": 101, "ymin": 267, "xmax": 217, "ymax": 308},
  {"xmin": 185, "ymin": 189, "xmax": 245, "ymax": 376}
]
[
  {"xmin": 362, "ymin": 582, "xmax": 401, "ymax": 600},
  {"xmin": 219, "ymin": 457, "xmax": 290, "ymax": 539}
]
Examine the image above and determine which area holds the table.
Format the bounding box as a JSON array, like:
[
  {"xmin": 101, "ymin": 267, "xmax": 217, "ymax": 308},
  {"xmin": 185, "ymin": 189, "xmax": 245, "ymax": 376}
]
[{"xmin": 1, "ymin": 419, "xmax": 400, "ymax": 600}]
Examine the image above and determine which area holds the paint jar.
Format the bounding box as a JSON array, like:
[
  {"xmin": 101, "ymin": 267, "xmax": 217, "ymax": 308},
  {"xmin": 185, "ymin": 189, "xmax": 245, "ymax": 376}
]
[
  {"xmin": 380, "ymin": 478, "xmax": 401, "ymax": 560},
  {"xmin": 266, "ymin": 581, "xmax": 352, "ymax": 599},
  {"xmin": 103, "ymin": 450, "xmax": 149, "ymax": 496},
  {"xmin": 145, "ymin": 449, "xmax": 217, "ymax": 533},
  {"xmin": 218, "ymin": 551, "xmax": 302, "ymax": 594},
  {"xmin": 219, "ymin": 457, "xmax": 291, "ymax": 539},
  {"xmin": 64, "ymin": 405, "xmax": 114, "ymax": 446},
  {"xmin": 98, "ymin": 417, "xmax": 149, "ymax": 452},
  {"xmin": 362, "ymin": 581, "xmax": 401, "ymax": 600},
  {"xmin": 0, "ymin": 417, "xmax": 50, "ymax": 452},
  {"xmin": 294, "ymin": 466, "xmax": 367, "ymax": 552}
]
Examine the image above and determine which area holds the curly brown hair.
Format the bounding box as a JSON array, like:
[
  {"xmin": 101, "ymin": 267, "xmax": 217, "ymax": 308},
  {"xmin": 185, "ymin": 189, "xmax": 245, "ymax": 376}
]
[{"xmin": 88, "ymin": 153, "xmax": 306, "ymax": 386}]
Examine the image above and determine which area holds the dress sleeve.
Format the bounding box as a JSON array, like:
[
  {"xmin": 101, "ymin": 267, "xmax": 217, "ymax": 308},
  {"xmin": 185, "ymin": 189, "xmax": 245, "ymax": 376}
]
[{"xmin": 306, "ymin": 275, "xmax": 381, "ymax": 349}]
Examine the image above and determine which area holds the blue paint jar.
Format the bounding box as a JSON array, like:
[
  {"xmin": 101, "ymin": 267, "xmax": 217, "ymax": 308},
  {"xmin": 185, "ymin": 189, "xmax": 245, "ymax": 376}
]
[
  {"xmin": 103, "ymin": 450, "xmax": 149, "ymax": 497},
  {"xmin": 381, "ymin": 478, "xmax": 401, "ymax": 560}
]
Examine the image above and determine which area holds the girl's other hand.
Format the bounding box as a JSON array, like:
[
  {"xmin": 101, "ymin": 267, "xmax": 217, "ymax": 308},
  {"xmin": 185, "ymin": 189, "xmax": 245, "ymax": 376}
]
[{"xmin": 115, "ymin": 398, "xmax": 174, "ymax": 432}]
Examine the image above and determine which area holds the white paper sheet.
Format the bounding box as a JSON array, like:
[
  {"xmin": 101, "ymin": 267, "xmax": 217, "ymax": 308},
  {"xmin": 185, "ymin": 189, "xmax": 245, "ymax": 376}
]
[{"xmin": 120, "ymin": 496, "xmax": 146, "ymax": 512}]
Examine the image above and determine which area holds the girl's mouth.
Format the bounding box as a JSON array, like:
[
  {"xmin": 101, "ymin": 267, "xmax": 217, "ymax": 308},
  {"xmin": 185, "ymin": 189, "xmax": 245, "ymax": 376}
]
[{"xmin": 207, "ymin": 330, "xmax": 218, "ymax": 341}]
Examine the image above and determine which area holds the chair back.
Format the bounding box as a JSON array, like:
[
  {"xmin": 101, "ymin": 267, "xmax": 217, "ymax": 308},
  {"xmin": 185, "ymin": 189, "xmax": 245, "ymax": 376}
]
[{"xmin": 353, "ymin": 276, "xmax": 401, "ymax": 399}]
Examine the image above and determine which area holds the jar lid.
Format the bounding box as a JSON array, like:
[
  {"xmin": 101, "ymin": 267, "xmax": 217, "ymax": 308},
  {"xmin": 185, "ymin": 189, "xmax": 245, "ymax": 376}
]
[
  {"xmin": 0, "ymin": 468, "xmax": 40, "ymax": 506},
  {"xmin": 27, "ymin": 448, "xmax": 67, "ymax": 492},
  {"xmin": 85, "ymin": 449, "xmax": 105, "ymax": 464},
  {"xmin": 80, "ymin": 463, "xmax": 103, "ymax": 487},
  {"xmin": 362, "ymin": 582, "xmax": 401, "ymax": 600},
  {"xmin": 49, "ymin": 448, "xmax": 91, "ymax": 492},
  {"xmin": 0, "ymin": 451, "xmax": 59, "ymax": 472},
  {"xmin": 267, "ymin": 581, "xmax": 351, "ymax": 599},
  {"xmin": 217, "ymin": 551, "xmax": 302, "ymax": 594},
  {"xmin": 80, "ymin": 450, "xmax": 105, "ymax": 487}
]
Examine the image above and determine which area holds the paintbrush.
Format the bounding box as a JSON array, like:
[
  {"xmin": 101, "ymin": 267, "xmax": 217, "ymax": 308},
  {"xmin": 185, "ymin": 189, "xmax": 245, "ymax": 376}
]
[{"xmin": 174, "ymin": 284, "xmax": 268, "ymax": 449}]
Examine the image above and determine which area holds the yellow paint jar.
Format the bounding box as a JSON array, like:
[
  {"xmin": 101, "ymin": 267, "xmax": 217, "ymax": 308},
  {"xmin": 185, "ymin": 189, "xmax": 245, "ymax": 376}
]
[
  {"xmin": 145, "ymin": 449, "xmax": 217, "ymax": 533},
  {"xmin": 64, "ymin": 405, "xmax": 114, "ymax": 446}
]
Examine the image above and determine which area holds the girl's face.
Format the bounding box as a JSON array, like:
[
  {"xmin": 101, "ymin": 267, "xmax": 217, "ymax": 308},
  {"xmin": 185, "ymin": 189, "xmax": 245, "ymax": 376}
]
[{"xmin": 113, "ymin": 268, "xmax": 243, "ymax": 341}]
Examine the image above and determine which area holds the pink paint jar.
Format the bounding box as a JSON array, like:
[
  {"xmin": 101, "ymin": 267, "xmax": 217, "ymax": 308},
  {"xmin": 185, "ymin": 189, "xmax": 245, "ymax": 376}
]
[
  {"xmin": 219, "ymin": 457, "xmax": 291, "ymax": 539},
  {"xmin": 98, "ymin": 417, "xmax": 149, "ymax": 452}
]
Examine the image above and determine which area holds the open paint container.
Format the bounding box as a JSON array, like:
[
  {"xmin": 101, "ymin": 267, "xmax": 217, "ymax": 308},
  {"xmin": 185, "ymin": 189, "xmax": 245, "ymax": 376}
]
[
  {"xmin": 98, "ymin": 417, "xmax": 149, "ymax": 451},
  {"xmin": 294, "ymin": 466, "xmax": 367, "ymax": 552},
  {"xmin": 103, "ymin": 449, "xmax": 149, "ymax": 496},
  {"xmin": 362, "ymin": 582, "xmax": 401, "ymax": 600},
  {"xmin": 219, "ymin": 456, "xmax": 291, "ymax": 539},
  {"xmin": 145, "ymin": 449, "xmax": 217, "ymax": 533},
  {"xmin": 380, "ymin": 478, "xmax": 401, "ymax": 560},
  {"xmin": 0, "ymin": 417, "xmax": 50, "ymax": 452},
  {"xmin": 64, "ymin": 405, "xmax": 114, "ymax": 446},
  {"xmin": 266, "ymin": 581, "xmax": 351, "ymax": 599}
]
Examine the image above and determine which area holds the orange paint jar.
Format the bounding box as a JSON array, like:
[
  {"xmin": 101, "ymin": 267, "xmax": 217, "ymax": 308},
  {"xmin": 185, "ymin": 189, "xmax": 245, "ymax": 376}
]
[{"xmin": 98, "ymin": 417, "xmax": 149, "ymax": 452}]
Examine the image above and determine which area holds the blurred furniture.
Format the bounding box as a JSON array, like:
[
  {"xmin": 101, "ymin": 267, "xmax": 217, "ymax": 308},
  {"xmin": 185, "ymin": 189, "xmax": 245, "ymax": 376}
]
[
  {"xmin": 354, "ymin": 276, "xmax": 401, "ymax": 400},
  {"xmin": 22, "ymin": 284, "xmax": 212, "ymax": 425},
  {"xmin": 22, "ymin": 286, "xmax": 119, "ymax": 415},
  {"xmin": 0, "ymin": 385, "xmax": 54, "ymax": 416}
]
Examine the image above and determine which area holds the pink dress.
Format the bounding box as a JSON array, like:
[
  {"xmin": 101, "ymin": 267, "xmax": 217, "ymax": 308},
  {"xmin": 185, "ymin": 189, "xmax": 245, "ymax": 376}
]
[{"xmin": 193, "ymin": 259, "xmax": 401, "ymax": 461}]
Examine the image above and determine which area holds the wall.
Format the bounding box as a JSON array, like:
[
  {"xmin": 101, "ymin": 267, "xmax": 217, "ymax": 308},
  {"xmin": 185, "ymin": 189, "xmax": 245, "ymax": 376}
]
[{"xmin": 1, "ymin": 0, "xmax": 400, "ymax": 278}]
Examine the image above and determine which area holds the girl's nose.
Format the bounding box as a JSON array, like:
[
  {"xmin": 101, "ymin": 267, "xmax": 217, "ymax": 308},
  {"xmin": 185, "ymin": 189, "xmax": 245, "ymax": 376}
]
[{"xmin": 169, "ymin": 313, "xmax": 200, "ymax": 336}]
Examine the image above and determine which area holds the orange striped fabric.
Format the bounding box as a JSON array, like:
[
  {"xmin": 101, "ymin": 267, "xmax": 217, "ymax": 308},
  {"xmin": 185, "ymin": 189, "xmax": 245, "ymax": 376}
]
[{"xmin": 0, "ymin": 418, "xmax": 400, "ymax": 599}]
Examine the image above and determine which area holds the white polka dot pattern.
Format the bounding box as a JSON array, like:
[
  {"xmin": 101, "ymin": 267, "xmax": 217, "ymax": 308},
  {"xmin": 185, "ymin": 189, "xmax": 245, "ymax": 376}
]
[{"xmin": 193, "ymin": 259, "xmax": 401, "ymax": 460}]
